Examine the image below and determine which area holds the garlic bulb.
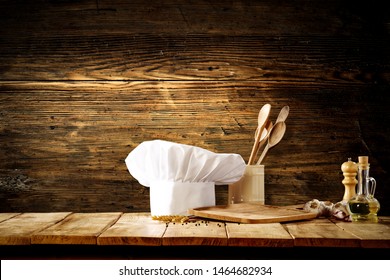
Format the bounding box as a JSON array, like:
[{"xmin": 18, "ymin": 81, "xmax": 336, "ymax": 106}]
[
  {"xmin": 303, "ymin": 199, "xmax": 323, "ymax": 217},
  {"xmin": 320, "ymin": 200, "xmax": 334, "ymax": 217},
  {"xmin": 303, "ymin": 199, "xmax": 350, "ymax": 221},
  {"xmin": 331, "ymin": 201, "xmax": 351, "ymax": 221}
]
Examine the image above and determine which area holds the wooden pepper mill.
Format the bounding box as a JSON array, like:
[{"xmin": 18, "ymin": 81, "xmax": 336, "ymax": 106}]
[{"xmin": 341, "ymin": 158, "xmax": 358, "ymax": 202}]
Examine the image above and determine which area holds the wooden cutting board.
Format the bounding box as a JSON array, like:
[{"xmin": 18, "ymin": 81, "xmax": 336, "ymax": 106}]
[{"xmin": 188, "ymin": 203, "xmax": 317, "ymax": 224}]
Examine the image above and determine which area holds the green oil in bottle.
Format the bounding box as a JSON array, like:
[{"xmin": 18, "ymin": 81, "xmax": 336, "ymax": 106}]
[
  {"xmin": 347, "ymin": 156, "xmax": 380, "ymax": 222},
  {"xmin": 348, "ymin": 199, "xmax": 370, "ymax": 221}
]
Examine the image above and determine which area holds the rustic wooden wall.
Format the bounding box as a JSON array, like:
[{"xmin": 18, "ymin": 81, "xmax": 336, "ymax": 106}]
[{"xmin": 1, "ymin": 0, "xmax": 389, "ymax": 215}]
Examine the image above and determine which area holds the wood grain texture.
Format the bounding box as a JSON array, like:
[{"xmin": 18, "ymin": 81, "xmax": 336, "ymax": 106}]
[
  {"xmin": 1, "ymin": 34, "xmax": 388, "ymax": 82},
  {"xmin": 189, "ymin": 203, "xmax": 317, "ymax": 223},
  {"xmin": 0, "ymin": 0, "xmax": 389, "ymax": 214},
  {"xmin": 226, "ymin": 223, "xmax": 293, "ymax": 247},
  {"xmin": 98, "ymin": 213, "xmax": 166, "ymax": 246},
  {"xmin": 0, "ymin": 213, "xmax": 21, "ymax": 223},
  {"xmin": 0, "ymin": 212, "xmax": 71, "ymax": 245},
  {"xmin": 32, "ymin": 212, "xmax": 122, "ymax": 244},
  {"xmin": 1, "ymin": 212, "xmax": 390, "ymax": 249},
  {"xmin": 335, "ymin": 221, "xmax": 390, "ymax": 248},
  {"xmin": 1, "ymin": 0, "xmax": 384, "ymax": 37},
  {"xmin": 284, "ymin": 219, "xmax": 361, "ymax": 247},
  {"xmin": 162, "ymin": 220, "xmax": 228, "ymax": 246},
  {"xmin": 1, "ymin": 81, "xmax": 389, "ymax": 213}
]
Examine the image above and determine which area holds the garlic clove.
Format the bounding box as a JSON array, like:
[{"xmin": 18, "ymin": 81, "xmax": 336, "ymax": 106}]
[{"xmin": 303, "ymin": 199, "xmax": 322, "ymax": 217}]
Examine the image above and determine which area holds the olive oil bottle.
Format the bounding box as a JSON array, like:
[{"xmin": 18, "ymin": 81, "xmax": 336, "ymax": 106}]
[{"xmin": 347, "ymin": 156, "xmax": 380, "ymax": 222}]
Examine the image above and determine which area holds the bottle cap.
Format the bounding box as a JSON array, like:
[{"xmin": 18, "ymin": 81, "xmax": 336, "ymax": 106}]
[{"xmin": 358, "ymin": 156, "xmax": 369, "ymax": 169}]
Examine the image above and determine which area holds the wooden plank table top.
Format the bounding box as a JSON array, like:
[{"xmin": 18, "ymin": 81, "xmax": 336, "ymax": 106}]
[
  {"xmin": 226, "ymin": 223, "xmax": 294, "ymax": 247},
  {"xmin": 98, "ymin": 213, "xmax": 166, "ymax": 246},
  {"xmin": 1, "ymin": 0, "xmax": 389, "ymax": 217},
  {"xmin": 162, "ymin": 219, "xmax": 228, "ymax": 246},
  {"xmin": 335, "ymin": 219, "xmax": 390, "ymax": 249},
  {"xmin": 0, "ymin": 212, "xmax": 389, "ymax": 249},
  {"xmin": 31, "ymin": 212, "xmax": 122, "ymax": 245},
  {"xmin": 283, "ymin": 218, "xmax": 361, "ymax": 248},
  {"xmin": 0, "ymin": 212, "xmax": 72, "ymax": 245},
  {"xmin": 0, "ymin": 213, "xmax": 21, "ymax": 223}
]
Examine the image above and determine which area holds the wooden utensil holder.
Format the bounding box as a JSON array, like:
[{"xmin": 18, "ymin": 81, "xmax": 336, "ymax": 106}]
[{"xmin": 228, "ymin": 165, "xmax": 265, "ymax": 204}]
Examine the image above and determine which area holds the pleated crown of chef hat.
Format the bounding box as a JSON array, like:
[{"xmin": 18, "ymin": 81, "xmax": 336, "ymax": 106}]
[{"xmin": 125, "ymin": 140, "xmax": 246, "ymax": 216}]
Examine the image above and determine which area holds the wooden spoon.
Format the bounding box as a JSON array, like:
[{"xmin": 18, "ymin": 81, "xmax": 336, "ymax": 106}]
[
  {"xmin": 248, "ymin": 104, "xmax": 271, "ymax": 165},
  {"xmin": 254, "ymin": 119, "xmax": 272, "ymax": 141},
  {"xmin": 253, "ymin": 105, "xmax": 288, "ymax": 163},
  {"xmin": 253, "ymin": 120, "xmax": 273, "ymax": 160},
  {"xmin": 275, "ymin": 105, "xmax": 290, "ymax": 123},
  {"xmin": 255, "ymin": 105, "xmax": 288, "ymax": 141},
  {"xmin": 256, "ymin": 121, "xmax": 286, "ymax": 165}
]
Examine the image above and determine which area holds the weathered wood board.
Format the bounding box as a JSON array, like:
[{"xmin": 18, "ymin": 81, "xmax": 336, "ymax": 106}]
[
  {"xmin": 0, "ymin": 213, "xmax": 21, "ymax": 223},
  {"xmin": 335, "ymin": 221, "xmax": 390, "ymax": 249},
  {"xmin": 32, "ymin": 212, "xmax": 122, "ymax": 245},
  {"xmin": 98, "ymin": 213, "xmax": 166, "ymax": 246},
  {"xmin": 0, "ymin": 212, "xmax": 390, "ymax": 250},
  {"xmin": 284, "ymin": 219, "xmax": 361, "ymax": 247},
  {"xmin": 226, "ymin": 223, "xmax": 294, "ymax": 247},
  {"xmin": 0, "ymin": 212, "xmax": 71, "ymax": 245},
  {"xmin": 162, "ymin": 220, "xmax": 228, "ymax": 246}
]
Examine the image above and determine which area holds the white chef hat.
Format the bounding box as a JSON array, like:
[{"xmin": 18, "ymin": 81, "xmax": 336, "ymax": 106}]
[{"xmin": 125, "ymin": 139, "xmax": 246, "ymax": 216}]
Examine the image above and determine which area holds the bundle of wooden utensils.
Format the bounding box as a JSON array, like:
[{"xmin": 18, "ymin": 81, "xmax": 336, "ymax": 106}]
[{"xmin": 247, "ymin": 104, "xmax": 289, "ymax": 165}]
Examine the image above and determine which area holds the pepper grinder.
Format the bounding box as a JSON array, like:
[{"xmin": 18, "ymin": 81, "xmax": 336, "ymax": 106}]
[{"xmin": 341, "ymin": 158, "xmax": 358, "ymax": 203}]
